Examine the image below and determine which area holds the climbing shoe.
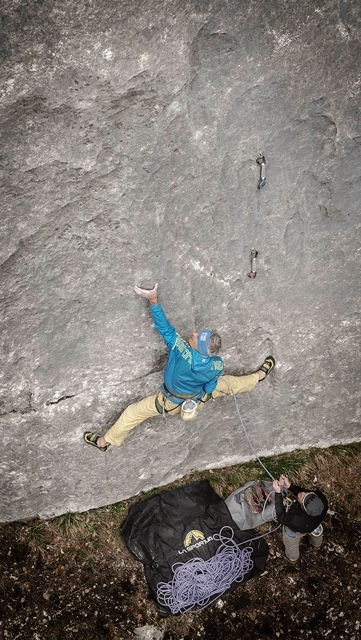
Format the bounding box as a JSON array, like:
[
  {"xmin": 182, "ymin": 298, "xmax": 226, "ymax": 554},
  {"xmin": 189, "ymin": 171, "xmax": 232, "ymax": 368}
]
[
  {"xmin": 83, "ymin": 432, "xmax": 110, "ymax": 451},
  {"xmin": 259, "ymin": 356, "xmax": 275, "ymax": 380}
]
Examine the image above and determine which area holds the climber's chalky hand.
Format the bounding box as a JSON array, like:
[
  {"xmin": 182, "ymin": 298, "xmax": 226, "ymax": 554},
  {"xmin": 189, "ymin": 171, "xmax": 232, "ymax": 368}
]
[{"xmin": 134, "ymin": 283, "xmax": 159, "ymax": 303}]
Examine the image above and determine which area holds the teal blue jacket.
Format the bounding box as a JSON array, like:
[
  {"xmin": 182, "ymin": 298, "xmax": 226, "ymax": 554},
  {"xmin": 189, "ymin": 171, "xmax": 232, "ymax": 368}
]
[{"xmin": 150, "ymin": 304, "xmax": 224, "ymax": 403}]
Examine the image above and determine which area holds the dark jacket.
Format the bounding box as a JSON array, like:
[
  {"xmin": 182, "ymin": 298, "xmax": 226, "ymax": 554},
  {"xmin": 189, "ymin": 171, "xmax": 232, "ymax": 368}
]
[{"xmin": 275, "ymin": 484, "xmax": 328, "ymax": 534}]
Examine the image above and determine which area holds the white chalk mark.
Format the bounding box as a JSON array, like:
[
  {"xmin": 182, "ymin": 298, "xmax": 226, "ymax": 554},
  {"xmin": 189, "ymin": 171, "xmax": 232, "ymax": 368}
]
[
  {"xmin": 270, "ymin": 29, "xmax": 293, "ymax": 49},
  {"xmin": 189, "ymin": 259, "xmax": 230, "ymax": 287},
  {"xmin": 337, "ymin": 21, "xmax": 350, "ymax": 40},
  {"xmin": 102, "ymin": 49, "xmax": 113, "ymax": 60},
  {"xmin": 139, "ymin": 53, "xmax": 149, "ymax": 69}
]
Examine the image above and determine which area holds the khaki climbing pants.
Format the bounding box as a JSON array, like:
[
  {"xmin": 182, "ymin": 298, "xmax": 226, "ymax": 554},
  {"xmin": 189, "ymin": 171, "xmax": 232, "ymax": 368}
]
[
  {"xmin": 283, "ymin": 526, "xmax": 324, "ymax": 562},
  {"xmin": 104, "ymin": 373, "xmax": 259, "ymax": 447}
]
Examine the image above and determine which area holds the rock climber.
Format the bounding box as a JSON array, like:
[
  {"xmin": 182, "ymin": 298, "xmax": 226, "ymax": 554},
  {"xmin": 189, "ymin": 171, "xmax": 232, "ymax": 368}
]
[
  {"xmin": 273, "ymin": 474, "xmax": 328, "ymax": 562},
  {"xmin": 84, "ymin": 283, "xmax": 275, "ymax": 451}
]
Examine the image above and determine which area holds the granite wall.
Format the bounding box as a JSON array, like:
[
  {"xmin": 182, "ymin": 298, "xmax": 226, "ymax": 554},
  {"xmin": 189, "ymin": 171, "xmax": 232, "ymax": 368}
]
[{"xmin": 0, "ymin": 0, "xmax": 360, "ymax": 522}]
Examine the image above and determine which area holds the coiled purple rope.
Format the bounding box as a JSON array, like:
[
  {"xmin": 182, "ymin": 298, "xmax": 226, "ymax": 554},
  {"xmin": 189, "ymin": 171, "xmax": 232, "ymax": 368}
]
[{"xmin": 156, "ymin": 526, "xmax": 254, "ymax": 614}]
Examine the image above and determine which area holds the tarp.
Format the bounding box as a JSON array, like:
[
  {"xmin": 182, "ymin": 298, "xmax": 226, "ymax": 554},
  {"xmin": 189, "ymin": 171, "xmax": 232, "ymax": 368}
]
[{"xmin": 121, "ymin": 480, "xmax": 268, "ymax": 616}]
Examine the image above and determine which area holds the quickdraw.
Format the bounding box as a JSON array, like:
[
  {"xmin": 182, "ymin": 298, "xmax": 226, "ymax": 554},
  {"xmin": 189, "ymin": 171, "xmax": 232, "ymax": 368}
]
[{"xmin": 256, "ymin": 153, "xmax": 266, "ymax": 189}]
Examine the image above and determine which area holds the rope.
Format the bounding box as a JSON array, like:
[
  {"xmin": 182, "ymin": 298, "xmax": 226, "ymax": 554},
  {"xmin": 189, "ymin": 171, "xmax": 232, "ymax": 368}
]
[
  {"xmin": 225, "ymin": 378, "xmax": 276, "ymax": 481},
  {"xmin": 227, "ymin": 381, "xmax": 294, "ymax": 513},
  {"xmin": 225, "ymin": 378, "xmax": 292, "ymax": 524},
  {"xmin": 156, "ymin": 526, "xmax": 254, "ymax": 614}
]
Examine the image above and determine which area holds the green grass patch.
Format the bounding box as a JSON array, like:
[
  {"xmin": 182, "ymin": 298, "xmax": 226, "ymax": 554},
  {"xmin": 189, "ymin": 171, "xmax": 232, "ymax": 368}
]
[
  {"xmin": 257, "ymin": 451, "xmax": 307, "ymax": 479},
  {"xmin": 329, "ymin": 442, "xmax": 361, "ymax": 457},
  {"xmin": 107, "ymin": 501, "xmax": 127, "ymax": 516},
  {"xmin": 22, "ymin": 520, "xmax": 51, "ymax": 551},
  {"xmin": 52, "ymin": 511, "xmax": 86, "ymax": 534}
]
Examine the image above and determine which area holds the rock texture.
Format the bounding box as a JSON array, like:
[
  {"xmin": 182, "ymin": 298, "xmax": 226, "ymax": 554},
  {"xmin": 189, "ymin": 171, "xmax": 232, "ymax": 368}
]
[{"xmin": 0, "ymin": 0, "xmax": 360, "ymax": 522}]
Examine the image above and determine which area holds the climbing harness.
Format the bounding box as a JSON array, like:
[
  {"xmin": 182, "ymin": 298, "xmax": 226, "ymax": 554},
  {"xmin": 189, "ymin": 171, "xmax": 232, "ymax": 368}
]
[
  {"xmin": 256, "ymin": 153, "xmax": 266, "ymax": 189},
  {"xmin": 155, "ymin": 390, "xmax": 203, "ymax": 423},
  {"xmin": 155, "ymin": 393, "xmax": 181, "ymax": 422},
  {"xmin": 161, "ymin": 382, "xmax": 201, "ymax": 404},
  {"xmin": 157, "ymin": 382, "xmax": 206, "ymax": 422}
]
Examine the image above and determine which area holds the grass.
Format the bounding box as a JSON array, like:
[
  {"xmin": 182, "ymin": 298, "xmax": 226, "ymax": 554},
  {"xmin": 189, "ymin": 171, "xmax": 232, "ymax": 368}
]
[
  {"xmin": 257, "ymin": 452, "xmax": 307, "ymax": 480},
  {"xmin": 107, "ymin": 501, "xmax": 127, "ymax": 516},
  {"xmin": 20, "ymin": 519, "xmax": 51, "ymax": 551},
  {"xmin": 52, "ymin": 511, "xmax": 87, "ymax": 534},
  {"xmin": 7, "ymin": 442, "xmax": 361, "ymax": 557}
]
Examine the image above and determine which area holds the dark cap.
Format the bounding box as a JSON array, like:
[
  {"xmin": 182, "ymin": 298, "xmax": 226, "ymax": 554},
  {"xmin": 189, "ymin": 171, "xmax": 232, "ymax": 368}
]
[{"xmin": 302, "ymin": 492, "xmax": 324, "ymax": 516}]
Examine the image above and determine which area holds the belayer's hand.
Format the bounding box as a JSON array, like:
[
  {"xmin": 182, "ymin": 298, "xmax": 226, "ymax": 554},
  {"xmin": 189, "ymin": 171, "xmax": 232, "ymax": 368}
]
[
  {"xmin": 279, "ymin": 474, "xmax": 291, "ymax": 489},
  {"xmin": 273, "ymin": 479, "xmax": 281, "ymax": 494},
  {"xmin": 134, "ymin": 283, "xmax": 159, "ymax": 305}
]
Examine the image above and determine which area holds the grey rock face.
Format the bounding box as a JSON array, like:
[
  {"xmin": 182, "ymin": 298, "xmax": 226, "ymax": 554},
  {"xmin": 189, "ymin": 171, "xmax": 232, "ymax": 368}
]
[{"xmin": 0, "ymin": 0, "xmax": 360, "ymax": 522}]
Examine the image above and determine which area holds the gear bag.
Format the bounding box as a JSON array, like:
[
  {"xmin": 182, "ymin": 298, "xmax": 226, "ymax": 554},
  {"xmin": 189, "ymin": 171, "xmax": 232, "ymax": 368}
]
[{"xmin": 225, "ymin": 480, "xmax": 275, "ymax": 530}]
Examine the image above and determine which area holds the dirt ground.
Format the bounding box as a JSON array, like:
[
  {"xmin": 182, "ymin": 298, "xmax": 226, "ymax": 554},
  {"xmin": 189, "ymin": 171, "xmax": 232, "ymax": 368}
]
[{"xmin": 1, "ymin": 445, "xmax": 360, "ymax": 640}]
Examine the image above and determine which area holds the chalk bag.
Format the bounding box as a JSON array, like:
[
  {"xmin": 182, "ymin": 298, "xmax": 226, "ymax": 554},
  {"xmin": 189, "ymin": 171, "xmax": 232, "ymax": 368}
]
[{"xmin": 181, "ymin": 399, "xmax": 198, "ymax": 421}]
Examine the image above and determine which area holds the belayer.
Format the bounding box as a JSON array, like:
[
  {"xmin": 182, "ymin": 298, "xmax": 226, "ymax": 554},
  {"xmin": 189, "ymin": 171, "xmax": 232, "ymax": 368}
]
[
  {"xmin": 84, "ymin": 283, "xmax": 275, "ymax": 451},
  {"xmin": 273, "ymin": 474, "xmax": 328, "ymax": 562}
]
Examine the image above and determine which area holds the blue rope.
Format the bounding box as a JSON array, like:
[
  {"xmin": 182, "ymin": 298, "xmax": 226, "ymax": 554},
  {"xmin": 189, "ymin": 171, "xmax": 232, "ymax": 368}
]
[{"xmin": 156, "ymin": 527, "xmax": 254, "ymax": 614}]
